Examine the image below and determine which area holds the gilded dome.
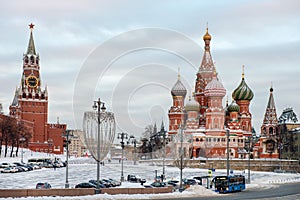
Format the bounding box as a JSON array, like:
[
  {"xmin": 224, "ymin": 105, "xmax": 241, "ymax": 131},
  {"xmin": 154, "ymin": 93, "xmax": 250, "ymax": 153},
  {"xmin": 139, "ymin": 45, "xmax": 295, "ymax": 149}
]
[
  {"xmin": 185, "ymin": 96, "xmax": 200, "ymax": 112},
  {"xmin": 227, "ymin": 100, "xmax": 240, "ymax": 112},
  {"xmin": 171, "ymin": 79, "xmax": 187, "ymax": 97},
  {"xmin": 203, "ymin": 28, "xmax": 211, "ymax": 41},
  {"xmin": 232, "ymin": 78, "xmax": 254, "ymax": 101},
  {"xmin": 204, "ymin": 75, "xmax": 226, "ymax": 97}
]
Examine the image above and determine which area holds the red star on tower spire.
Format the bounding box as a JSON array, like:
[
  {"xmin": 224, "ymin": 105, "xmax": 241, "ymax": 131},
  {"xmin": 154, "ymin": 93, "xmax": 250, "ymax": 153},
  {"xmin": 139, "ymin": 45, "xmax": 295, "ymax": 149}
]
[{"xmin": 29, "ymin": 23, "xmax": 35, "ymax": 30}]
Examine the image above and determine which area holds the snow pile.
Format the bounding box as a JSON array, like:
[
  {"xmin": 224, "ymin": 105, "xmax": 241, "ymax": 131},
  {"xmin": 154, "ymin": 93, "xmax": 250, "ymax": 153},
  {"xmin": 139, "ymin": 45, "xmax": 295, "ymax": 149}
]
[{"xmin": 185, "ymin": 185, "xmax": 218, "ymax": 196}]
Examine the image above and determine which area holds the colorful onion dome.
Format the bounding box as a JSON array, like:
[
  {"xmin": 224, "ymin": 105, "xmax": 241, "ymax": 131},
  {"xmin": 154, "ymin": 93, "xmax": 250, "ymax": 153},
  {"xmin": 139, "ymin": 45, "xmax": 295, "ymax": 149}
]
[
  {"xmin": 171, "ymin": 69, "xmax": 187, "ymax": 97},
  {"xmin": 227, "ymin": 100, "xmax": 240, "ymax": 112},
  {"xmin": 203, "ymin": 27, "xmax": 211, "ymax": 41},
  {"xmin": 185, "ymin": 96, "xmax": 199, "ymax": 112},
  {"xmin": 232, "ymin": 67, "xmax": 254, "ymax": 101},
  {"xmin": 204, "ymin": 71, "xmax": 226, "ymax": 97}
]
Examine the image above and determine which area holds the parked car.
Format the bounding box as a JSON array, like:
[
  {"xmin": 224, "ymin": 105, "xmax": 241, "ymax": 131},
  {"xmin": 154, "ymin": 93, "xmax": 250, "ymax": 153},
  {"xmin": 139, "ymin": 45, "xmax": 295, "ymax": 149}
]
[
  {"xmin": 75, "ymin": 182, "xmax": 97, "ymax": 188},
  {"xmin": 167, "ymin": 180, "xmax": 180, "ymax": 190},
  {"xmin": 183, "ymin": 178, "xmax": 197, "ymax": 186},
  {"xmin": 108, "ymin": 178, "xmax": 121, "ymax": 186},
  {"xmin": 88, "ymin": 180, "xmax": 106, "ymax": 188},
  {"xmin": 127, "ymin": 174, "xmax": 141, "ymax": 182},
  {"xmin": 0, "ymin": 163, "xmax": 11, "ymax": 168},
  {"xmin": 36, "ymin": 182, "xmax": 51, "ymax": 189},
  {"xmin": 192, "ymin": 176, "xmax": 202, "ymax": 185},
  {"xmin": 150, "ymin": 181, "xmax": 166, "ymax": 187},
  {"xmin": 1, "ymin": 167, "xmax": 19, "ymax": 173},
  {"xmin": 143, "ymin": 184, "xmax": 153, "ymax": 188},
  {"xmin": 100, "ymin": 179, "xmax": 115, "ymax": 187}
]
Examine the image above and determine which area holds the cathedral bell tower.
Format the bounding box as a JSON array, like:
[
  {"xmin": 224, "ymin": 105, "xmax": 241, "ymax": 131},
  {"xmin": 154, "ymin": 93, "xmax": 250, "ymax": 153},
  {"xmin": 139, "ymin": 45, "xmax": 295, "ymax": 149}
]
[
  {"xmin": 9, "ymin": 23, "xmax": 48, "ymax": 143},
  {"xmin": 232, "ymin": 66, "xmax": 254, "ymax": 134},
  {"xmin": 194, "ymin": 27, "xmax": 215, "ymax": 127},
  {"xmin": 168, "ymin": 71, "xmax": 187, "ymax": 134}
]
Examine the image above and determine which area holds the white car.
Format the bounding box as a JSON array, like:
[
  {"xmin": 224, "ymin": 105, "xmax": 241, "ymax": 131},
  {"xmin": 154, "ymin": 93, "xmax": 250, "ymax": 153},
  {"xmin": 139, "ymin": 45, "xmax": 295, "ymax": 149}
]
[
  {"xmin": 0, "ymin": 162, "xmax": 11, "ymax": 168},
  {"xmin": 1, "ymin": 167, "xmax": 19, "ymax": 173}
]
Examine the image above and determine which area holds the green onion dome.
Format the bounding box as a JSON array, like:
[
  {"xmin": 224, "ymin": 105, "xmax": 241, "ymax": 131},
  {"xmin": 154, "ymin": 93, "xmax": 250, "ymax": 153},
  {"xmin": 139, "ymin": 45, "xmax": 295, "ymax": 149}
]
[
  {"xmin": 232, "ymin": 77, "xmax": 254, "ymax": 101},
  {"xmin": 232, "ymin": 68, "xmax": 254, "ymax": 101},
  {"xmin": 227, "ymin": 100, "xmax": 240, "ymax": 112}
]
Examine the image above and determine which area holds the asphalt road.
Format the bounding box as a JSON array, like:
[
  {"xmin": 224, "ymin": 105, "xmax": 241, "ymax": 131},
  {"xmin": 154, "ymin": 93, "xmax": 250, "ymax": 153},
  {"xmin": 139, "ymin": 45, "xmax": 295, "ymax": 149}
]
[{"xmin": 155, "ymin": 182, "xmax": 300, "ymax": 200}]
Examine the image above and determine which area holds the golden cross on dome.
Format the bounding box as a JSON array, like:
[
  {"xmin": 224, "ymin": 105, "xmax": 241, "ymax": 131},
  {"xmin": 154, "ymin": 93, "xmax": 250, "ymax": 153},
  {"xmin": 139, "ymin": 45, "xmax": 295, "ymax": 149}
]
[
  {"xmin": 242, "ymin": 65, "xmax": 245, "ymax": 79},
  {"xmin": 29, "ymin": 23, "xmax": 35, "ymax": 30}
]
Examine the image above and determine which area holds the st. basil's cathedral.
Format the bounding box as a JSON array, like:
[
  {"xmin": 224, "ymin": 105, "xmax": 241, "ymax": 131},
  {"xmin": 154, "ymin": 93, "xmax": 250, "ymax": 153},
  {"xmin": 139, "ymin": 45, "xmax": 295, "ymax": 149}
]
[{"xmin": 168, "ymin": 28, "xmax": 281, "ymax": 159}]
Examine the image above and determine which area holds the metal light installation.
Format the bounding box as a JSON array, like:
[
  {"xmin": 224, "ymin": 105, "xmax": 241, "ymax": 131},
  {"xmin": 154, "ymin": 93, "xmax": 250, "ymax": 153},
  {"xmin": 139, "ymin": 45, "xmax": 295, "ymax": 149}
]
[{"xmin": 83, "ymin": 98, "xmax": 115, "ymax": 193}]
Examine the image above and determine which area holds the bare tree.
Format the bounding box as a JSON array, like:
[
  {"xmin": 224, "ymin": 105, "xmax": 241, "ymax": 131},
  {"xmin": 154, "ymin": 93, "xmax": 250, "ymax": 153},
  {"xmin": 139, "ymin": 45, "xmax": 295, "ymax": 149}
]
[
  {"xmin": 142, "ymin": 124, "xmax": 154, "ymax": 139},
  {"xmin": 0, "ymin": 116, "xmax": 17, "ymax": 157}
]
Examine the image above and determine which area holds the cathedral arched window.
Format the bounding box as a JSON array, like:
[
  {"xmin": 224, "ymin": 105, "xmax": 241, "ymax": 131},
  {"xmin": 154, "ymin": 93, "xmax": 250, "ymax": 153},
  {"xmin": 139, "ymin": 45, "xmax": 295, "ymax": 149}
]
[
  {"xmin": 25, "ymin": 56, "xmax": 29, "ymax": 64},
  {"xmin": 269, "ymin": 127, "xmax": 274, "ymax": 135},
  {"xmin": 30, "ymin": 56, "xmax": 34, "ymax": 64}
]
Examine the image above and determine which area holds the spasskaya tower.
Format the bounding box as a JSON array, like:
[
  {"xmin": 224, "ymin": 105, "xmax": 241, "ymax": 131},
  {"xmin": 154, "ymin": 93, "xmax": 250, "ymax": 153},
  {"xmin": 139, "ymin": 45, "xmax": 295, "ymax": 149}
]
[{"xmin": 9, "ymin": 24, "xmax": 66, "ymax": 154}]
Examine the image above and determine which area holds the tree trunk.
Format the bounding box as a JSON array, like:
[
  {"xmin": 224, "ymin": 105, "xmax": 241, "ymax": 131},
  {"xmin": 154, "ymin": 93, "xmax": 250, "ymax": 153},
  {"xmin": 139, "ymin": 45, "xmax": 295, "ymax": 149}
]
[
  {"xmin": 0, "ymin": 140, "xmax": 2, "ymax": 156},
  {"xmin": 10, "ymin": 144, "xmax": 14, "ymax": 157},
  {"xmin": 16, "ymin": 146, "xmax": 19, "ymax": 157},
  {"xmin": 4, "ymin": 142, "xmax": 8, "ymax": 157}
]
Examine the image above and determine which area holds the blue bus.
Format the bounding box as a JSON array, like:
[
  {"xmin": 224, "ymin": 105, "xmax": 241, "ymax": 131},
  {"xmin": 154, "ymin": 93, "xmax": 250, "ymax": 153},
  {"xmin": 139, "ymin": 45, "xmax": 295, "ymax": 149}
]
[{"xmin": 213, "ymin": 175, "xmax": 246, "ymax": 193}]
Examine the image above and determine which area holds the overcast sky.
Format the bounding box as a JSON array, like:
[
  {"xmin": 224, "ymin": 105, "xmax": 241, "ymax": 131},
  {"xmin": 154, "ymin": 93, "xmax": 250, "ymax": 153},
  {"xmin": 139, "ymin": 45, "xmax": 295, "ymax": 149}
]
[{"xmin": 0, "ymin": 0, "xmax": 299, "ymax": 138}]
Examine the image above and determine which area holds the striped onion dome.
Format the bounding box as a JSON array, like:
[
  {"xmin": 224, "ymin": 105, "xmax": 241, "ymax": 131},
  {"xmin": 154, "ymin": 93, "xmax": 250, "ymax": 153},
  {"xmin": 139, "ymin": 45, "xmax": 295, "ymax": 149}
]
[
  {"xmin": 204, "ymin": 74, "xmax": 226, "ymax": 97},
  {"xmin": 232, "ymin": 77, "xmax": 254, "ymax": 101},
  {"xmin": 185, "ymin": 96, "xmax": 199, "ymax": 111},
  {"xmin": 171, "ymin": 79, "xmax": 187, "ymax": 97},
  {"xmin": 228, "ymin": 100, "xmax": 240, "ymax": 112}
]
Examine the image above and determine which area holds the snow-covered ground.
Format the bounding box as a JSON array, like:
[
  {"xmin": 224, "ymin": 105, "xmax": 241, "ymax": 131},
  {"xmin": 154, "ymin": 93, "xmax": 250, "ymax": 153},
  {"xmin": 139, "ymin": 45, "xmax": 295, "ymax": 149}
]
[{"xmin": 0, "ymin": 148, "xmax": 300, "ymax": 200}]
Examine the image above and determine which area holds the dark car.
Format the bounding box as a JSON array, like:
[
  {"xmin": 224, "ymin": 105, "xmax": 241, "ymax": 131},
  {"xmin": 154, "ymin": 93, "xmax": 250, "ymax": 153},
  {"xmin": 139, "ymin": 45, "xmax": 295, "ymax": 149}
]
[
  {"xmin": 88, "ymin": 180, "xmax": 106, "ymax": 188},
  {"xmin": 108, "ymin": 178, "xmax": 121, "ymax": 186},
  {"xmin": 127, "ymin": 174, "xmax": 140, "ymax": 182},
  {"xmin": 75, "ymin": 182, "xmax": 97, "ymax": 188},
  {"xmin": 193, "ymin": 176, "xmax": 203, "ymax": 185},
  {"xmin": 167, "ymin": 180, "xmax": 180, "ymax": 190},
  {"xmin": 183, "ymin": 178, "xmax": 197, "ymax": 186},
  {"xmin": 101, "ymin": 179, "xmax": 115, "ymax": 187},
  {"xmin": 151, "ymin": 181, "xmax": 166, "ymax": 187},
  {"xmin": 36, "ymin": 182, "xmax": 51, "ymax": 189}
]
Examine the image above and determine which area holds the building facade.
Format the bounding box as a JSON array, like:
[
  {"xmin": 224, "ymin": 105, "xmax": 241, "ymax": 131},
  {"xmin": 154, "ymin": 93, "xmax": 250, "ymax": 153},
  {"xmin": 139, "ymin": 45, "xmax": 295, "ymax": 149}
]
[
  {"xmin": 9, "ymin": 24, "xmax": 66, "ymax": 154},
  {"xmin": 278, "ymin": 108, "xmax": 300, "ymax": 160}
]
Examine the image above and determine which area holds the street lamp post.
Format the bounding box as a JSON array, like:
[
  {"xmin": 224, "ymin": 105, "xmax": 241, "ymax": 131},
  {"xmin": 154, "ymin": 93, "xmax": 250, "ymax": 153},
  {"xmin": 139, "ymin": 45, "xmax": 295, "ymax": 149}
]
[
  {"xmin": 62, "ymin": 130, "xmax": 76, "ymax": 188},
  {"xmin": 247, "ymin": 136, "xmax": 252, "ymax": 184},
  {"xmin": 19, "ymin": 137, "xmax": 26, "ymax": 163},
  {"xmin": 179, "ymin": 125, "xmax": 184, "ymax": 192},
  {"xmin": 93, "ymin": 98, "xmax": 106, "ymax": 193},
  {"xmin": 128, "ymin": 136, "xmax": 137, "ymax": 165},
  {"xmin": 159, "ymin": 128, "xmax": 167, "ymax": 180},
  {"xmin": 226, "ymin": 129, "xmax": 230, "ymax": 176},
  {"xmin": 118, "ymin": 132, "xmax": 128, "ymax": 182}
]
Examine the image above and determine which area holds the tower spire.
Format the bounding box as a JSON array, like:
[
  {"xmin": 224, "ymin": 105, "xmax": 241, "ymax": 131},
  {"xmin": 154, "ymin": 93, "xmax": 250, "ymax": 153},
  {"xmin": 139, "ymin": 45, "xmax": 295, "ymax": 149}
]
[
  {"xmin": 160, "ymin": 120, "xmax": 165, "ymax": 131},
  {"xmin": 27, "ymin": 23, "xmax": 36, "ymax": 55},
  {"xmin": 242, "ymin": 65, "xmax": 245, "ymax": 79}
]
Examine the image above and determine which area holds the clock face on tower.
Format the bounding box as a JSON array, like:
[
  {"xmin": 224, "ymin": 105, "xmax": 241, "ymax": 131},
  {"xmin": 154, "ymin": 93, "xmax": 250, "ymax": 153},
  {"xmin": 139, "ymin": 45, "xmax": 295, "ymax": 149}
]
[{"xmin": 26, "ymin": 75, "xmax": 38, "ymax": 88}]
